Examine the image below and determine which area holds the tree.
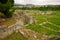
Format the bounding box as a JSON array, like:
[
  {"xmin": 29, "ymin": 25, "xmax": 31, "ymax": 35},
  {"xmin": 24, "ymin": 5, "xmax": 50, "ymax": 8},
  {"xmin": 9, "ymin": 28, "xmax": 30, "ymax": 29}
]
[
  {"xmin": 0, "ymin": 0, "xmax": 14, "ymax": 18},
  {"xmin": 0, "ymin": 0, "xmax": 8, "ymax": 4}
]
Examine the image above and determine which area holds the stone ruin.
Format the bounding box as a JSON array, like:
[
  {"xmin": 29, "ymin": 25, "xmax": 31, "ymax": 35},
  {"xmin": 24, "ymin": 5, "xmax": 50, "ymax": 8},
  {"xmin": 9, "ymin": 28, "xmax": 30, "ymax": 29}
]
[
  {"xmin": 0, "ymin": 25, "xmax": 15, "ymax": 38},
  {"xmin": 0, "ymin": 10, "xmax": 36, "ymax": 39},
  {"xmin": 14, "ymin": 10, "xmax": 36, "ymax": 24}
]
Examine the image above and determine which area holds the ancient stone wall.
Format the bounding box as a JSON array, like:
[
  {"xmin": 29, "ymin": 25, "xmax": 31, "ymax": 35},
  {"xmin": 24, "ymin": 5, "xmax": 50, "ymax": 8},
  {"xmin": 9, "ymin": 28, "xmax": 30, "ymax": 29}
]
[
  {"xmin": 0, "ymin": 10, "xmax": 36, "ymax": 39},
  {"xmin": 0, "ymin": 24, "xmax": 16, "ymax": 38}
]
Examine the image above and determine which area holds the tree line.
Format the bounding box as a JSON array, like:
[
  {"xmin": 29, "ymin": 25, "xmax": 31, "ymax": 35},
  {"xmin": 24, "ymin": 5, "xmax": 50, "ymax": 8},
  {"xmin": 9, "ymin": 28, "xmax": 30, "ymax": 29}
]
[{"xmin": 14, "ymin": 5, "xmax": 60, "ymax": 11}]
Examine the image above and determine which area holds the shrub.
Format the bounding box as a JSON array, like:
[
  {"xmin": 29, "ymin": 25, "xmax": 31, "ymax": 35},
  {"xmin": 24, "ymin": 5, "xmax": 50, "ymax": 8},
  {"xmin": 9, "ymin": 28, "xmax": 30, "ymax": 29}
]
[{"xmin": 0, "ymin": 0, "xmax": 14, "ymax": 18}]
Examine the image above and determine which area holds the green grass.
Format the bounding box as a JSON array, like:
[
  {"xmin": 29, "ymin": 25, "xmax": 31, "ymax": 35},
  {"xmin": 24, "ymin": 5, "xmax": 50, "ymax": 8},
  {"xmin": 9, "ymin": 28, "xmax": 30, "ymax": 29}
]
[
  {"xmin": 25, "ymin": 11, "xmax": 60, "ymax": 36},
  {"xmin": 43, "ymin": 23, "xmax": 60, "ymax": 31},
  {"xmin": 48, "ymin": 17, "xmax": 60, "ymax": 26},
  {"xmin": 3, "ymin": 32, "xmax": 27, "ymax": 40},
  {"xmin": 25, "ymin": 24, "xmax": 60, "ymax": 36},
  {"xmin": 34, "ymin": 14, "xmax": 46, "ymax": 23}
]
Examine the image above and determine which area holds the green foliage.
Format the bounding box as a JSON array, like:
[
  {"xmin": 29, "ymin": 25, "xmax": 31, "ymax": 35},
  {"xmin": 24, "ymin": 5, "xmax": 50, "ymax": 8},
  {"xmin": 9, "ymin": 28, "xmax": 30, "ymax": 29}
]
[
  {"xmin": 14, "ymin": 6, "xmax": 60, "ymax": 11},
  {"xmin": 0, "ymin": 0, "xmax": 14, "ymax": 18},
  {"xmin": 3, "ymin": 10, "xmax": 13, "ymax": 18},
  {"xmin": 0, "ymin": 0, "xmax": 8, "ymax": 4}
]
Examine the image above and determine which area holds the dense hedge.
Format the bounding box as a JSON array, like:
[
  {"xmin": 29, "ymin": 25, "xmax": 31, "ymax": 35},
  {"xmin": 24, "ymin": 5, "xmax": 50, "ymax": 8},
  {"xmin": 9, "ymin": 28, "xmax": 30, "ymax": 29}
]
[
  {"xmin": 0, "ymin": 0, "xmax": 14, "ymax": 18},
  {"xmin": 14, "ymin": 6, "xmax": 60, "ymax": 11}
]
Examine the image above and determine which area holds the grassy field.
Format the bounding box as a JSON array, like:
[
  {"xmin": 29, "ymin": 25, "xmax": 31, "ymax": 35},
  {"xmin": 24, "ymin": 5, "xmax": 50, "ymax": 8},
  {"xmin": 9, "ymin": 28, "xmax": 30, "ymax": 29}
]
[
  {"xmin": 25, "ymin": 11, "xmax": 60, "ymax": 36},
  {"xmin": 1, "ymin": 10, "xmax": 60, "ymax": 40}
]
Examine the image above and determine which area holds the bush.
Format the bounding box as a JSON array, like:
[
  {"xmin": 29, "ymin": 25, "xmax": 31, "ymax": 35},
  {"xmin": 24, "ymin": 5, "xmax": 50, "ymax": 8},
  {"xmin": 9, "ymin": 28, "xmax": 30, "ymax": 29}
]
[
  {"xmin": 0, "ymin": 0, "xmax": 8, "ymax": 4},
  {"xmin": 0, "ymin": 0, "xmax": 14, "ymax": 18}
]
